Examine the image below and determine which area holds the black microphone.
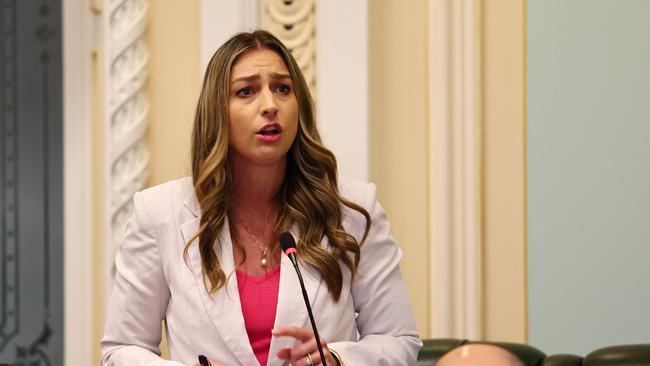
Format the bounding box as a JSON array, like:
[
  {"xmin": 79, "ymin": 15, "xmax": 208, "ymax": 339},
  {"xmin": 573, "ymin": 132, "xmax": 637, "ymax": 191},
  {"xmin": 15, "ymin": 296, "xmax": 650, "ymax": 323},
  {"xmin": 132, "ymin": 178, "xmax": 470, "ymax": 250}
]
[{"xmin": 279, "ymin": 232, "xmax": 328, "ymax": 366}]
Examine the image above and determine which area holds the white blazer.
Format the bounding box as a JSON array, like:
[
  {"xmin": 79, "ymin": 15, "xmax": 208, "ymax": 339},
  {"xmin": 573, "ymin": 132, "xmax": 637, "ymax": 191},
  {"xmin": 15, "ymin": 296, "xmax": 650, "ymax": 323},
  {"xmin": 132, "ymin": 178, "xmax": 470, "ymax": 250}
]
[{"xmin": 101, "ymin": 176, "xmax": 422, "ymax": 366}]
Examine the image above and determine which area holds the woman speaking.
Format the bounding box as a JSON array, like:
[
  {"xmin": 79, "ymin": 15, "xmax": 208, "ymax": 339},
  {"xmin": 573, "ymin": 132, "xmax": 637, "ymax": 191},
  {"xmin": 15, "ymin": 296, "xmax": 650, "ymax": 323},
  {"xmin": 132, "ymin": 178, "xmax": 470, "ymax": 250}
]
[{"xmin": 101, "ymin": 30, "xmax": 421, "ymax": 366}]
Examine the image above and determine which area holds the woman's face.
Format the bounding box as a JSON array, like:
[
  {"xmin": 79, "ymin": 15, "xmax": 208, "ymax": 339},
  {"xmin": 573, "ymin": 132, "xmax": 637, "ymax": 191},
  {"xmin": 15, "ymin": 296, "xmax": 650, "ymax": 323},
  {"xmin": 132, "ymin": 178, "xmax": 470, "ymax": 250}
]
[{"xmin": 227, "ymin": 48, "xmax": 299, "ymax": 168}]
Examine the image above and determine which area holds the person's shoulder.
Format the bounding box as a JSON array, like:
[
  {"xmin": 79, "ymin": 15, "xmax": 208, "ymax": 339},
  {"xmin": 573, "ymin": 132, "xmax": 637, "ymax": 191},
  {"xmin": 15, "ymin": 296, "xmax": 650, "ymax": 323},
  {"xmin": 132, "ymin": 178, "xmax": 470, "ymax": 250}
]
[
  {"xmin": 338, "ymin": 175, "xmax": 376, "ymax": 209},
  {"xmin": 139, "ymin": 176, "xmax": 192, "ymax": 200},
  {"xmin": 136, "ymin": 176, "xmax": 194, "ymax": 218}
]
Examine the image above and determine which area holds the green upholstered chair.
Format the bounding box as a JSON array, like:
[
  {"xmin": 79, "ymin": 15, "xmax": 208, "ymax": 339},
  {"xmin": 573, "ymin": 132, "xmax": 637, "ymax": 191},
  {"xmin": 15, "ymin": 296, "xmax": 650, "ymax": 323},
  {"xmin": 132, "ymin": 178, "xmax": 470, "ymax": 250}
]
[{"xmin": 417, "ymin": 339, "xmax": 650, "ymax": 366}]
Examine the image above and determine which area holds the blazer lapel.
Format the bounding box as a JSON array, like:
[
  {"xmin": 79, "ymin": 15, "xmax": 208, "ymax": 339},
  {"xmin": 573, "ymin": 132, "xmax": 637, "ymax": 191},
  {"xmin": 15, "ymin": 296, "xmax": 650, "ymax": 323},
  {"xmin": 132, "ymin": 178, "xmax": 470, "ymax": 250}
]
[
  {"xmin": 268, "ymin": 228, "xmax": 324, "ymax": 365},
  {"xmin": 180, "ymin": 194, "xmax": 258, "ymax": 366}
]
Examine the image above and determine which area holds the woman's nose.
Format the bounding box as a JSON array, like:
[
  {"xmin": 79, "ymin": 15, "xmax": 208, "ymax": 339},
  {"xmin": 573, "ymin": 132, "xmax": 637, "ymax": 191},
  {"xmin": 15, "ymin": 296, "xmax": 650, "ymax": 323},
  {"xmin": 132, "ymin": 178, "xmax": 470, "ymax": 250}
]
[{"xmin": 260, "ymin": 89, "xmax": 278, "ymax": 118}]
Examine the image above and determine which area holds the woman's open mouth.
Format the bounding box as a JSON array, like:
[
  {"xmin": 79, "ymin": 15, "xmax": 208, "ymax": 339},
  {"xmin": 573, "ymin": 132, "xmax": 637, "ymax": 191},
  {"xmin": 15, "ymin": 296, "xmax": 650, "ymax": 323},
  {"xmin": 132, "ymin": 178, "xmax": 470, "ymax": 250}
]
[{"xmin": 256, "ymin": 123, "xmax": 282, "ymax": 142}]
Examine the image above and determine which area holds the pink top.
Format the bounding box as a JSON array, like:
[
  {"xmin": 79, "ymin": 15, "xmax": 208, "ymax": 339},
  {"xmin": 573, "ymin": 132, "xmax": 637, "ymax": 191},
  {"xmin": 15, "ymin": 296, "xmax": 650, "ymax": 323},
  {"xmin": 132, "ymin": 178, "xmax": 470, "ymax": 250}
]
[{"xmin": 236, "ymin": 266, "xmax": 281, "ymax": 366}]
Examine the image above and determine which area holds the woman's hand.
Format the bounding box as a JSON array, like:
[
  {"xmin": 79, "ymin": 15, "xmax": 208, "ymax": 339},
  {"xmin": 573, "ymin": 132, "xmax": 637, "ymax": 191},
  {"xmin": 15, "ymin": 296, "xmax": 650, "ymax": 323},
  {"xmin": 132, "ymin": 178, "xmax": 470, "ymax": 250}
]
[{"xmin": 273, "ymin": 327, "xmax": 338, "ymax": 366}]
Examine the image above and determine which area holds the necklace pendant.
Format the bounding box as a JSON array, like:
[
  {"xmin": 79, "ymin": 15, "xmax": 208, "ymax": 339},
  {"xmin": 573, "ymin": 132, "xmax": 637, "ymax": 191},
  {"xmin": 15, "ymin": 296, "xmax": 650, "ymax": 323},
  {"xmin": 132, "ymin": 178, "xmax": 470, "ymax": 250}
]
[{"xmin": 260, "ymin": 248, "xmax": 268, "ymax": 267}]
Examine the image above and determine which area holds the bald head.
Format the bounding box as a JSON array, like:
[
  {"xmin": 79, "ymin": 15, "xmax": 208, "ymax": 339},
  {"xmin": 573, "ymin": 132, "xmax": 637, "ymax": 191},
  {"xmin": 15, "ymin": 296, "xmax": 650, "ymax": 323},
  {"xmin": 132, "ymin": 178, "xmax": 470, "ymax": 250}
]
[{"xmin": 437, "ymin": 344, "xmax": 525, "ymax": 366}]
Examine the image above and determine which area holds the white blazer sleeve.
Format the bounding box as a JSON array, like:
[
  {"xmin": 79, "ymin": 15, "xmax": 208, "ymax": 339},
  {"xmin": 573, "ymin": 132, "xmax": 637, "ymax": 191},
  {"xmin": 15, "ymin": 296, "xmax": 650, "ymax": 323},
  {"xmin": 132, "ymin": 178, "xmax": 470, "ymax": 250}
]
[
  {"xmin": 328, "ymin": 183, "xmax": 422, "ymax": 365},
  {"xmin": 101, "ymin": 192, "xmax": 186, "ymax": 366}
]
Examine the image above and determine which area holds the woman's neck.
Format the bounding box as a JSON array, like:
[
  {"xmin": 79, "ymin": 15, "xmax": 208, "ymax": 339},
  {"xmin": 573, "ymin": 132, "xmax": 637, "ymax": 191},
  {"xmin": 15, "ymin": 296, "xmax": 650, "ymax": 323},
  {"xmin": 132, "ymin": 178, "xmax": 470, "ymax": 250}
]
[{"xmin": 229, "ymin": 156, "xmax": 286, "ymax": 211}]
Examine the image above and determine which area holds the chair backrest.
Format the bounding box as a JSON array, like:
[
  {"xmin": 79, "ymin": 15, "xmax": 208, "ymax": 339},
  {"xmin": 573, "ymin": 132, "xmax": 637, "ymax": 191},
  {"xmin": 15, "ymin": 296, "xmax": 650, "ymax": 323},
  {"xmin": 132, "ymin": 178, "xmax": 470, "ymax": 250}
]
[
  {"xmin": 418, "ymin": 339, "xmax": 650, "ymax": 366},
  {"xmin": 583, "ymin": 344, "xmax": 650, "ymax": 366}
]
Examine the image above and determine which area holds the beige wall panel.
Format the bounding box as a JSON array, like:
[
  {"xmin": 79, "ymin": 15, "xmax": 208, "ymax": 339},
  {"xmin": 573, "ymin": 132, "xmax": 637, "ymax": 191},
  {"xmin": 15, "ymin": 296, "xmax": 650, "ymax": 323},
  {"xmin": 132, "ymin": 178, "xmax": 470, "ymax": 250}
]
[
  {"xmin": 93, "ymin": 1, "xmax": 201, "ymax": 361},
  {"xmin": 481, "ymin": 0, "xmax": 527, "ymax": 342},
  {"xmin": 368, "ymin": 0, "xmax": 430, "ymax": 338},
  {"xmin": 145, "ymin": 0, "xmax": 201, "ymax": 357},
  {"xmin": 145, "ymin": 0, "xmax": 201, "ymax": 187}
]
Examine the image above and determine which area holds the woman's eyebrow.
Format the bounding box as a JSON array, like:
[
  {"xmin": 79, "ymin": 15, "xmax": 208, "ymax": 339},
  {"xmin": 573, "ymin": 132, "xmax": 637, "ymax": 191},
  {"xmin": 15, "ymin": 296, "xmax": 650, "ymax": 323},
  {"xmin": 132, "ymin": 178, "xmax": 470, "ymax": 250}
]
[
  {"xmin": 270, "ymin": 72, "xmax": 291, "ymax": 80},
  {"xmin": 231, "ymin": 72, "xmax": 291, "ymax": 84},
  {"xmin": 231, "ymin": 74, "xmax": 259, "ymax": 84}
]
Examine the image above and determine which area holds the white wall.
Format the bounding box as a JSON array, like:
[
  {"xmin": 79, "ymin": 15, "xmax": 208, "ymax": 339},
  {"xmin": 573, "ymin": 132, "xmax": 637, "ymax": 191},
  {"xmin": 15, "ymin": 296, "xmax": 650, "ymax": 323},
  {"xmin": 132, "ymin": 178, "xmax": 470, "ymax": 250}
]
[
  {"xmin": 315, "ymin": 0, "xmax": 368, "ymax": 181},
  {"xmin": 200, "ymin": 0, "xmax": 260, "ymax": 73}
]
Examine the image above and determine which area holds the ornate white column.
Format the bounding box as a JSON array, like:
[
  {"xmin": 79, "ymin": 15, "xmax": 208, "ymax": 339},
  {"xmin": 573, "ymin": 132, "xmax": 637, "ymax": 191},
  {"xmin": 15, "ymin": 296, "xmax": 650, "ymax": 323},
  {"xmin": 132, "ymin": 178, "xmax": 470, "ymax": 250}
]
[
  {"xmin": 262, "ymin": 0, "xmax": 316, "ymax": 91},
  {"xmin": 99, "ymin": 0, "xmax": 150, "ymax": 297},
  {"xmin": 428, "ymin": 0, "xmax": 483, "ymax": 339}
]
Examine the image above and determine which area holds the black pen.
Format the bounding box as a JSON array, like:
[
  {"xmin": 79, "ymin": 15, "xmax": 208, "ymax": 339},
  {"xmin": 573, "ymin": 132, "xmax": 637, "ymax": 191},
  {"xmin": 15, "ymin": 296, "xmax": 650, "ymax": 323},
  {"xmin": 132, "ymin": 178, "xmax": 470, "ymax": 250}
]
[{"xmin": 198, "ymin": 355, "xmax": 210, "ymax": 366}]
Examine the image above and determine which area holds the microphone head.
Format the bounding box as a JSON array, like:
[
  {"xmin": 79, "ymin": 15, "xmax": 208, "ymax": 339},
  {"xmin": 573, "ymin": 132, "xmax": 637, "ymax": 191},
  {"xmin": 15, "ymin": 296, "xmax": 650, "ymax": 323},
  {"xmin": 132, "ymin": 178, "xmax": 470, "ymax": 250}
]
[{"xmin": 279, "ymin": 231, "xmax": 297, "ymax": 255}]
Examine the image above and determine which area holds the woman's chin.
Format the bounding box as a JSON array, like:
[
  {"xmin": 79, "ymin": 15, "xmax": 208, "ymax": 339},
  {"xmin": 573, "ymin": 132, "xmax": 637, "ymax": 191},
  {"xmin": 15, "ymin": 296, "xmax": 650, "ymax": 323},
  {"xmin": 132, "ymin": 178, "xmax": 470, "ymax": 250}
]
[{"xmin": 234, "ymin": 152, "xmax": 288, "ymax": 169}]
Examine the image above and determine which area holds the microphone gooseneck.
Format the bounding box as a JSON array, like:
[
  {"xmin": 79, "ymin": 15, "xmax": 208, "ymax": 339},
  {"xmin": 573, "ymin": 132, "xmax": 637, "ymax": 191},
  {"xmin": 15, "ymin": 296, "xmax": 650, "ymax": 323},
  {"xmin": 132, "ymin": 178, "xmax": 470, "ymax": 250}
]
[{"xmin": 279, "ymin": 232, "xmax": 328, "ymax": 366}]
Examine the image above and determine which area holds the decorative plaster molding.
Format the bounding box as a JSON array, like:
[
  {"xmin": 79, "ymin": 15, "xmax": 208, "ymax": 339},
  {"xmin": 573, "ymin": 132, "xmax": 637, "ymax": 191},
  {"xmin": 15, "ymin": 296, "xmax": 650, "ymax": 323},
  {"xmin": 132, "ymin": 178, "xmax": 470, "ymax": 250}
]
[
  {"xmin": 262, "ymin": 0, "xmax": 316, "ymax": 89},
  {"xmin": 428, "ymin": 0, "xmax": 483, "ymax": 339},
  {"xmin": 1, "ymin": 0, "xmax": 19, "ymax": 351},
  {"xmin": 101, "ymin": 0, "xmax": 150, "ymax": 296}
]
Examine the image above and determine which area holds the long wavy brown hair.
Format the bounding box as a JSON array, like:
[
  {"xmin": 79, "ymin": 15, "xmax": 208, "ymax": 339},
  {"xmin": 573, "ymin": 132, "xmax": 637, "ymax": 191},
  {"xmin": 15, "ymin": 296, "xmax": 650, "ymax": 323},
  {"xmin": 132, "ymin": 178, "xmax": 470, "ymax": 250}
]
[{"xmin": 187, "ymin": 30, "xmax": 370, "ymax": 301}]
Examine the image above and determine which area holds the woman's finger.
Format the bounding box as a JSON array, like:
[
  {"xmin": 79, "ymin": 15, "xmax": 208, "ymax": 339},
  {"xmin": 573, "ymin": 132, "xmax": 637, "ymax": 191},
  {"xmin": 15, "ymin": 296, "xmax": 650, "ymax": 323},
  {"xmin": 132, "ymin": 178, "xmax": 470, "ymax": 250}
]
[
  {"xmin": 272, "ymin": 329, "xmax": 335, "ymax": 365},
  {"xmin": 277, "ymin": 347, "xmax": 292, "ymax": 360},
  {"xmin": 290, "ymin": 336, "xmax": 318, "ymax": 358},
  {"xmin": 299, "ymin": 351, "xmax": 322, "ymax": 366},
  {"xmin": 271, "ymin": 327, "xmax": 313, "ymax": 342},
  {"xmin": 291, "ymin": 338, "xmax": 333, "ymax": 366}
]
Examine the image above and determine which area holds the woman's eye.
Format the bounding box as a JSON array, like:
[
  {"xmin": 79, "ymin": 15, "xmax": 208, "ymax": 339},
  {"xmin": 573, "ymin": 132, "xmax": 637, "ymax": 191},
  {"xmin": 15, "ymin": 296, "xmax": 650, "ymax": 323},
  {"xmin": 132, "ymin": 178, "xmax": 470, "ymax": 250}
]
[
  {"xmin": 276, "ymin": 84, "xmax": 290, "ymax": 94},
  {"xmin": 236, "ymin": 87, "xmax": 254, "ymax": 97}
]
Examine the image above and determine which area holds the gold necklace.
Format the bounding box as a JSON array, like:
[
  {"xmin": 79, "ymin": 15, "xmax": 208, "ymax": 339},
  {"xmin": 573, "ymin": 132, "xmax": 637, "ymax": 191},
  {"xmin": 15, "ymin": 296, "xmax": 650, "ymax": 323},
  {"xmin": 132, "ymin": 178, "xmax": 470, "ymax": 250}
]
[{"xmin": 232, "ymin": 208, "xmax": 276, "ymax": 267}]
